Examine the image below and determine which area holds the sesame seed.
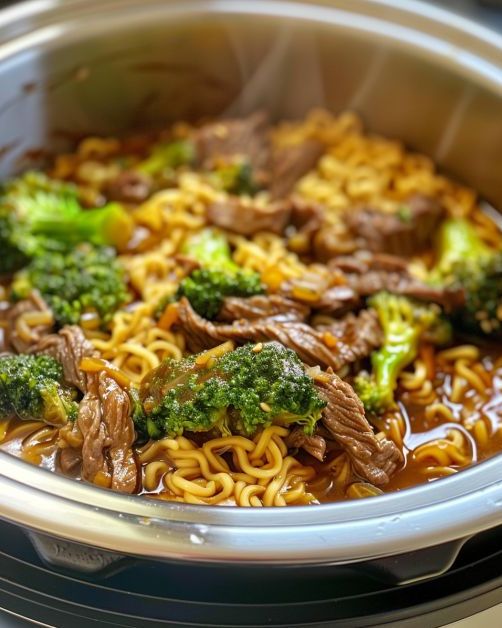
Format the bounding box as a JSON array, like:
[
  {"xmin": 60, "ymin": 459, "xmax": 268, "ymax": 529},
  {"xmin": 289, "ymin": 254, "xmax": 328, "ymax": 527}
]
[
  {"xmin": 260, "ymin": 402, "xmax": 271, "ymax": 412},
  {"xmin": 252, "ymin": 343, "xmax": 263, "ymax": 353}
]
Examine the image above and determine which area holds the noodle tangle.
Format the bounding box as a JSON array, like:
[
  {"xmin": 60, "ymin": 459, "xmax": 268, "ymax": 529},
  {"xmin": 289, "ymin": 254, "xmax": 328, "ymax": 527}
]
[{"xmin": 139, "ymin": 426, "xmax": 316, "ymax": 507}]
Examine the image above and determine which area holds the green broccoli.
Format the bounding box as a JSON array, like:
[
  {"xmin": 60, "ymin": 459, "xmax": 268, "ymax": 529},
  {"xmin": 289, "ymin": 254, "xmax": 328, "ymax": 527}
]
[
  {"xmin": 0, "ymin": 354, "xmax": 78, "ymax": 425},
  {"xmin": 138, "ymin": 341, "xmax": 326, "ymax": 439},
  {"xmin": 156, "ymin": 227, "xmax": 242, "ymax": 319},
  {"xmin": 431, "ymin": 217, "xmax": 502, "ymax": 336},
  {"xmin": 136, "ymin": 140, "xmax": 195, "ymax": 176},
  {"xmin": 12, "ymin": 243, "xmax": 129, "ymax": 327},
  {"xmin": 355, "ymin": 292, "xmax": 450, "ymax": 414},
  {"xmin": 181, "ymin": 228, "xmax": 239, "ymax": 272},
  {"xmin": 210, "ymin": 161, "xmax": 259, "ymax": 196},
  {"xmin": 0, "ymin": 171, "xmax": 133, "ymax": 274},
  {"xmin": 157, "ymin": 228, "xmax": 263, "ymax": 319},
  {"xmin": 176, "ymin": 268, "xmax": 264, "ymax": 319}
]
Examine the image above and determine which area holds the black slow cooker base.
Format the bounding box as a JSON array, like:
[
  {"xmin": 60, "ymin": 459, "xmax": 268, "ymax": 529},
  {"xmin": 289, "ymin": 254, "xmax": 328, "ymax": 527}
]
[{"xmin": 0, "ymin": 520, "xmax": 501, "ymax": 627}]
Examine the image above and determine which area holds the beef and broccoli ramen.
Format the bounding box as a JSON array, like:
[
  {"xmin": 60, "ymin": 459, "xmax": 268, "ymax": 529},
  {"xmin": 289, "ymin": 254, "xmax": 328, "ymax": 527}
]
[{"xmin": 1, "ymin": 109, "xmax": 501, "ymax": 507}]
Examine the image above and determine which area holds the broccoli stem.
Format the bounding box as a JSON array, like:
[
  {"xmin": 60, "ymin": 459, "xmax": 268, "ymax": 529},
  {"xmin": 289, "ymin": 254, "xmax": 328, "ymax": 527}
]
[
  {"xmin": 136, "ymin": 140, "xmax": 195, "ymax": 176},
  {"xmin": 435, "ymin": 218, "xmax": 491, "ymax": 276},
  {"xmin": 182, "ymin": 228, "xmax": 239, "ymax": 273},
  {"xmin": 356, "ymin": 293, "xmax": 448, "ymax": 415}
]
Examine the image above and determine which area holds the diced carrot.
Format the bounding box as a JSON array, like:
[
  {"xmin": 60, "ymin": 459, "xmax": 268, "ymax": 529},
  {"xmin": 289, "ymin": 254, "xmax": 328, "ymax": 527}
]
[
  {"xmin": 323, "ymin": 331, "xmax": 338, "ymax": 348},
  {"xmin": 158, "ymin": 302, "xmax": 179, "ymax": 331}
]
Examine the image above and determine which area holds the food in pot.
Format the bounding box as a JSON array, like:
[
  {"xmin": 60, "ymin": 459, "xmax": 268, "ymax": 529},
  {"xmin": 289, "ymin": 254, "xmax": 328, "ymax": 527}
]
[{"xmin": 0, "ymin": 109, "xmax": 501, "ymax": 506}]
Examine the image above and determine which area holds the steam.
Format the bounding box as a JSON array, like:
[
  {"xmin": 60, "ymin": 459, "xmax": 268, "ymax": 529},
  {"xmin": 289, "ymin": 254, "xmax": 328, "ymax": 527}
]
[{"xmin": 222, "ymin": 23, "xmax": 326, "ymax": 119}]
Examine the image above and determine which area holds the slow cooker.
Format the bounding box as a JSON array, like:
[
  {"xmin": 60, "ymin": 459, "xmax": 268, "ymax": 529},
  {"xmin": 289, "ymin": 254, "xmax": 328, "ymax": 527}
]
[{"xmin": 0, "ymin": 0, "xmax": 502, "ymax": 625}]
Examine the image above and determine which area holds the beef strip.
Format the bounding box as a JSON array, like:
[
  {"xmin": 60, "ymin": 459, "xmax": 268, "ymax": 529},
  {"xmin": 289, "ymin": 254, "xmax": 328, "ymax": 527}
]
[
  {"xmin": 286, "ymin": 427, "xmax": 326, "ymax": 462},
  {"xmin": 314, "ymin": 371, "xmax": 402, "ymax": 485},
  {"xmin": 59, "ymin": 446, "xmax": 82, "ymax": 476},
  {"xmin": 286, "ymin": 198, "xmax": 326, "ymax": 255},
  {"xmin": 194, "ymin": 111, "xmax": 270, "ymax": 181},
  {"xmin": 290, "ymin": 197, "xmax": 324, "ymax": 237},
  {"xmin": 99, "ymin": 372, "xmax": 138, "ymax": 492},
  {"xmin": 105, "ymin": 170, "xmax": 152, "ymax": 204},
  {"xmin": 77, "ymin": 372, "xmax": 109, "ymax": 485},
  {"xmin": 330, "ymin": 253, "xmax": 465, "ymax": 312},
  {"xmin": 269, "ymin": 139, "xmax": 324, "ymax": 199},
  {"xmin": 30, "ymin": 325, "xmax": 95, "ymax": 393},
  {"xmin": 77, "ymin": 371, "xmax": 138, "ymax": 493},
  {"xmin": 31, "ymin": 326, "xmax": 139, "ymax": 493},
  {"xmin": 207, "ymin": 197, "xmax": 291, "ymax": 236},
  {"xmin": 177, "ymin": 298, "xmax": 381, "ymax": 371},
  {"xmin": 2, "ymin": 292, "xmax": 53, "ymax": 353},
  {"xmin": 217, "ymin": 294, "xmax": 310, "ymax": 323},
  {"xmin": 315, "ymin": 309, "xmax": 383, "ymax": 363},
  {"xmin": 314, "ymin": 286, "xmax": 362, "ymax": 314},
  {"xmin": 346, "ymin": 194, "xmax": 444, "ymax": 257}
]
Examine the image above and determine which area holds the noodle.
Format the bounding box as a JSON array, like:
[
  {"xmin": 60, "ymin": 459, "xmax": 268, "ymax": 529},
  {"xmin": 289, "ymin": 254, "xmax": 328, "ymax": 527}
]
[{"xmin": 139, "ymin": 426, "xmax": 316, "ymax": 507}]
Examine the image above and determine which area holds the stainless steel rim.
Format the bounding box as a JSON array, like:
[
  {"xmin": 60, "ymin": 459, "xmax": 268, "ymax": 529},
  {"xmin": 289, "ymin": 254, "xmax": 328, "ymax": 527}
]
[
  {"xmin": 1, "ymin": 451, "xmax": 502, "ymax": 563},
  {"xmin": 0, "ymin": 0, "xmax": 502, "ymax": 564}
]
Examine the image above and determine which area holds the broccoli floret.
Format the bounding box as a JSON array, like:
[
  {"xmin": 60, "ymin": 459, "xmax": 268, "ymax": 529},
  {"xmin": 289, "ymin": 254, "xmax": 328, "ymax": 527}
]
[
  {"xmin": 176, "ymin": 268, "xmax": 264, "ymax": 319},
  {"xmin": 136, "ymin": 140, "xmax": 195, "ymax": 176},
  {"xmin": 171, "ymin": 228, "xmax": 263, "ymax": 318},
  {"xmin": 210, "ymin": 161, "xmax": 259, "ymax": 196},
  {"xmin": 0, "ymin": 354, "xmax": 78, "ymax": 425},
  {"xmin": 12, "ymin": 243, "xmax": 129, "ymax": 327},
  {"xmin": 0, "ymin": 171, "xmax": 134, "ymax": 274},
  {"xmin": 355, "ymin": 292, "xmax": 450, "ymax": 414},
  {"xmin": 138, "ymin": 341, "xmax": 326, "ymax": 439},
  {"xmin": 431, "ymin": 218, "xmax": 502, "ymax": 336},
  {"xmin": 181, "ymin": 228, "xmax": 239, "ymax": 273}
]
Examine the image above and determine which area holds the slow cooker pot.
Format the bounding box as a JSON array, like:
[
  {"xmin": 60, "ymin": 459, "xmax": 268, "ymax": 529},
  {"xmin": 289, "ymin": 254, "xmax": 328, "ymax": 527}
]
[{"xmin": 0, "ymin": 0, "xmax": 502, "ymax": 625}]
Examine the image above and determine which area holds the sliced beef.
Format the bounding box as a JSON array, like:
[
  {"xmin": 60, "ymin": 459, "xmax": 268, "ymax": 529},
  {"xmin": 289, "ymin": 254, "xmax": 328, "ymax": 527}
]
[
  {"xmin": 31, "ymin": 326, "xmax": 139, "ymax": 493},
  {"xmin": 290, "ymin": 197, "xmax": 324, "ymax": 236},
  {"xmin": 177, "ymin": 298, "xmax": 381, "ymax": 371},
  {"xmin": 286, "ymin": 427, "xmax": 326, "ymax": 462},
  {"xmin": 30, "ymin": 326, "xmax": 95, "ymax": 393},
  {"xmin": 59, "ymin": 446, "xmax": 82, "ymax": 476},
  {"xmin": 314, "ymin": 286, "xmax": 362, "ymax": 314},
  {"xmin": 207, "ymin": 196, "xmax": 291, "ymax": 236},
  {"xmin": 314, "ymin": 371, "xmax": 402, "ymax": 485},
  {"xmin": 315, "ymin": 309, "xmax": 383, "ymax": 364},
  {"xmin": 330, "ymin": 253, "xmax": 465, "ymax": 312},
  {"xmin": 346, "ymin": 194, "xmax": 444, "ymax": 257},
  {"xmin": 77, "ymin": 371, "xmax": 138, "ymax": 493},
  {"xmin": 2, "ymin": 292, "xmax": 53, "ymax": 353},
  {"xmin": 77, "ymin": 373, "xmax": 109, "ymax": 485},
  {"xmin": 194, "ymin": 111, "xmax": 270, "ymax": 180},
  {"xmin": 105, "ymin": 170, "xmax": 152, "ymax": 204},
  {"xmin": 217, "ymin": 294, "xmax": 309, "ymax": 323},
  {"xmin": 269, "ymin": 139, "xmax": 324, "ymax": 199}
]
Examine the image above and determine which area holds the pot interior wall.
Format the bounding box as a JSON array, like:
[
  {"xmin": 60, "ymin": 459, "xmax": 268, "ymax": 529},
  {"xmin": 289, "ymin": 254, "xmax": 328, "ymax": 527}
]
[{"xmin": 0, "ymin": 9, "xmax": 501, "ymax": 208}]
